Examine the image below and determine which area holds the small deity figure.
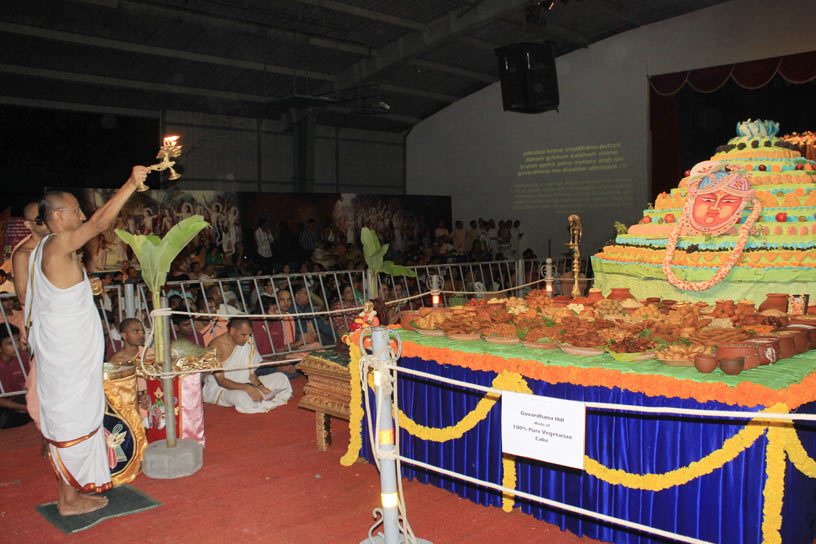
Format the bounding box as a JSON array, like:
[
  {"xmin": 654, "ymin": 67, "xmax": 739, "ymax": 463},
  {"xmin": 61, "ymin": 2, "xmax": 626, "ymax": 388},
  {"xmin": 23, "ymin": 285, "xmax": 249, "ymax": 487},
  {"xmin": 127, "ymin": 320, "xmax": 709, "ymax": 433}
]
[{"xmin": 567, "ymin": 214, "xmax": 582, "ymax": 247}]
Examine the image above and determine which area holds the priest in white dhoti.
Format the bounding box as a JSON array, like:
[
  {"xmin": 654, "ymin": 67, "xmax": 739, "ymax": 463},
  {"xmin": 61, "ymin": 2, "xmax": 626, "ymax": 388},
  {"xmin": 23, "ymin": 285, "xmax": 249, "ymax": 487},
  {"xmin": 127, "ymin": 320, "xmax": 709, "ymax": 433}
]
[
  {"xmin": 26, "ymin": 166, "xmax": 148, "ymax": 516},
  {"xmin": 203, "ymin": 317, "xmax": 292, "ymax": 413}
]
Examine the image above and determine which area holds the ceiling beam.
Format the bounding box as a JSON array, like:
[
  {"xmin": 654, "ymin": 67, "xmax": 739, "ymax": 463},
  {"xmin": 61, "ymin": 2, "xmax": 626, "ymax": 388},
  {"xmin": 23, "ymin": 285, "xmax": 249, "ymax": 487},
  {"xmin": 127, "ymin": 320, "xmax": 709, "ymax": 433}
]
[
  {"xmin": 68, "ymin": 0, "xmax": 373, "ymax": 57},
  {"xmin": 0, "ymin": 21, "xmax": 336, "ymax": 82},
  {"xmin": 376, "ymin": 84, "xmax": 458, "ymax": 104},
  {"xmin": 335, "ymin": 0, "xmax": 529, "ymax": 89},
  {"xmin": 0, "ymin": 94, "xmax": 159, "ymax": 118},
  {"xmin": 326, "ymin": 106, "xmax": 420, "ymax": 125},
  {"xmin": 408, "ymin": 59, "xmax": 495, "ymax": 83},
  {"xmin": 456, "ymin": 36, "xmax": 498, "ymax": 51},
  {"xmin": 292, "ymin": 0, "xmax": 427, "ymax": 31},
  {"xmin": 0, "ymin": 63, "xmax": 268, "ymax": 103},
  {"xmin": 0, "ymin": 22, "xmax": 454, "ymax": 103},
  {"xmin": 0, "ymin": 63, "xmax": 418, "ymax": 124},
  {"xmin": 593, "ymin": 0, "xmax": 643, "ymax": 27}
]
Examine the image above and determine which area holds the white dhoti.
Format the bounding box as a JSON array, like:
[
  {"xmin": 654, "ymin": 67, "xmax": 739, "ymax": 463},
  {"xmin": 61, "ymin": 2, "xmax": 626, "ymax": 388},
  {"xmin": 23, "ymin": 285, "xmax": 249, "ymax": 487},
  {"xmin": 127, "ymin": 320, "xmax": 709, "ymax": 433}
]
[
  {"xmin": 26, "ymin": 236, "xmax": 111, "ymax": 492},
  {"xmin": 203, "ymin": 341, "xmax": 292, "ymax": 414}
]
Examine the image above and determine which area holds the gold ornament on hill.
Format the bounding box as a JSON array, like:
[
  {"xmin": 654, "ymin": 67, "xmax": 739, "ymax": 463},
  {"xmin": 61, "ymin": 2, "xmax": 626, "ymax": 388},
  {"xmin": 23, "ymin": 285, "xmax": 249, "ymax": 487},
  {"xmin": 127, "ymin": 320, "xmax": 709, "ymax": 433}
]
[
  {"xmin": 567, "ymin": 214, "xmax": 582, "ymax": 299},
  {"xmin": 140, "ymin": 135, "xmax": 183, "ymax": 191}
]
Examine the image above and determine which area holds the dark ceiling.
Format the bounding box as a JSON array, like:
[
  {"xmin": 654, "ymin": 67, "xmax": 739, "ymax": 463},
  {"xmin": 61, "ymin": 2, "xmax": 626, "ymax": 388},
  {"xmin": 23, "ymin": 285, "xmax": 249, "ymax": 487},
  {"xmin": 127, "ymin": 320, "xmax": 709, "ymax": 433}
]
[{"xmin": 0, "ymin": 0, "xmax": 727, "ymax": 132}]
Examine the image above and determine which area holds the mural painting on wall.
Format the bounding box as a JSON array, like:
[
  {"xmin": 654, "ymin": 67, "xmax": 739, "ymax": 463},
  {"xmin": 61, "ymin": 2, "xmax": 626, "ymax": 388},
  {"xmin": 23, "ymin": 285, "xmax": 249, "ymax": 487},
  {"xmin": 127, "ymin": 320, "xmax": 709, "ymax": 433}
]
[
  {"xmin": 241, "ymin": 193, "xmax": 452, "ymax": 259},
  {"xmin": 76, "ymin": 189, "xmax": 451, "ymax": 272},
  {"xmin": 78, "ymin": 189, "xmax": 240, "ymax": 272}
]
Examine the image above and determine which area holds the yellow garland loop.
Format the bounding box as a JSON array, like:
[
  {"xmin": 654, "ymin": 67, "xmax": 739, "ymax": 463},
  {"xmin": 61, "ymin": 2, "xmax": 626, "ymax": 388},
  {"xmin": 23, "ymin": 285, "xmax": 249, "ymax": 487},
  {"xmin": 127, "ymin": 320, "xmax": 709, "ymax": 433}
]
[
  {"xmin": 582, "ymin": 404, "xmax": 791, "ymax": 491},
  {"xmin": 501, "ymin": 455, "xmax": 517, "ymax": 512},
  {"xmin": 396, "ymin": 371, "xmax": 531, "ymax": 442},
  {"xmin": 783, "ymin": 425, "xmax": 816, "ymax": 478},
  {"xmin": 340, "ymin": 344, "xmax": 816, "ymax": 541},
  {"xmin": 340, "ymin": 341, "xmax": 364, "ymax": 467},
  {"xmin": 762, "ymin": 425, "xmax": 787, "ymax": 544}
]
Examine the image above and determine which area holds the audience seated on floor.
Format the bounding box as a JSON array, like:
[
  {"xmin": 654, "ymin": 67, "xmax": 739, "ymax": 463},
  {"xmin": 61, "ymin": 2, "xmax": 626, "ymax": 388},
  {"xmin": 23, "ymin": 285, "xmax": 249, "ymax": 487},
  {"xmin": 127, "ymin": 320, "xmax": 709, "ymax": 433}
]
[{"xmin": 0, "ymin": 324, "xmax": 31, "ymax": 429}]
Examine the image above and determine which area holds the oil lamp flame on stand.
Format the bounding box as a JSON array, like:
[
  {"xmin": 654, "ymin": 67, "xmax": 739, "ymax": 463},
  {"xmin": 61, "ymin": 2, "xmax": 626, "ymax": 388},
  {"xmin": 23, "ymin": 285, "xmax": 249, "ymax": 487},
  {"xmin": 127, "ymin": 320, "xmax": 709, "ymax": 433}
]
[
  {"xmin": 539, "ymin": 257, "xmax": 554, "ymax": 297},
  {"xmin": 138, "ymin": 136, "xmax": 183, "ymax": 191}
]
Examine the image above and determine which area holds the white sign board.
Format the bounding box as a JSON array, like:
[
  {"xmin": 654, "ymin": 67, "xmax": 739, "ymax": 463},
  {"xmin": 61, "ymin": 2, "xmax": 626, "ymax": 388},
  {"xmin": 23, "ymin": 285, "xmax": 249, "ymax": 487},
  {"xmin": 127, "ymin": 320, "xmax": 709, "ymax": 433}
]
[{"xmin": 501, "ymin": 391, "xmax": 586, "ymax": 470}]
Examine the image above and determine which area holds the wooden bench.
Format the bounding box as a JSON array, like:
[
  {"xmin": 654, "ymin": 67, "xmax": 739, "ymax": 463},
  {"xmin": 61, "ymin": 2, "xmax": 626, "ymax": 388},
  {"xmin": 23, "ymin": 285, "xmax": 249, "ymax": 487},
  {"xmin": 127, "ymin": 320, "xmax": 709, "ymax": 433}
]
[{"xmin": 297, "ymin": 350, "xmax": 352, "ymax": 451}]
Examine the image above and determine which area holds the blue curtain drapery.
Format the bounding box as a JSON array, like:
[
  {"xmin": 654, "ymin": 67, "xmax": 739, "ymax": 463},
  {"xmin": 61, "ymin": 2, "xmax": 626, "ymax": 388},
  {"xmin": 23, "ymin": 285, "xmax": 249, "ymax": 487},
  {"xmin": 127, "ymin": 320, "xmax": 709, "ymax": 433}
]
[{"xmin": 358, "ymin": 356, "xmax": 816, "ymax": 544}]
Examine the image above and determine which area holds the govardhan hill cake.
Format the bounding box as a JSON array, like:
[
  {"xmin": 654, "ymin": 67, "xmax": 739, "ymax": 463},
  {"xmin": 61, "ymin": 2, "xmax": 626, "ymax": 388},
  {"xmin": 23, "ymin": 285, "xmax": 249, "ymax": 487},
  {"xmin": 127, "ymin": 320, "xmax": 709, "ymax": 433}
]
[{"xmin": 592, "ymin": 120, "xmax": 816, "ymax": 303}]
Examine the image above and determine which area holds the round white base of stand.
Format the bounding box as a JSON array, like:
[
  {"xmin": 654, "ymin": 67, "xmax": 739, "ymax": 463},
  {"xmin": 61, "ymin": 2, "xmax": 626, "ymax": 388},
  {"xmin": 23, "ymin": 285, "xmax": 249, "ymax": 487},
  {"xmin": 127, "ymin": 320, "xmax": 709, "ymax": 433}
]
[
  {"xmin": 142, "ymin": 439, "xmax": 203, "ymax": 479},
  {"xmin": 360, "ymin": 533, "xmax": 432, "ymax": 543}
]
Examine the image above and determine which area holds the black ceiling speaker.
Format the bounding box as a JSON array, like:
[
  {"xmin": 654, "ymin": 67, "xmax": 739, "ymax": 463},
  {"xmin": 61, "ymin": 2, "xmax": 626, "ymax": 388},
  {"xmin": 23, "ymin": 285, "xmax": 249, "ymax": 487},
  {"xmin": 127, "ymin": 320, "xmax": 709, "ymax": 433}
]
[{"xmin": 494, "ymin": 42, "xmax": 559, "ymax": 114}]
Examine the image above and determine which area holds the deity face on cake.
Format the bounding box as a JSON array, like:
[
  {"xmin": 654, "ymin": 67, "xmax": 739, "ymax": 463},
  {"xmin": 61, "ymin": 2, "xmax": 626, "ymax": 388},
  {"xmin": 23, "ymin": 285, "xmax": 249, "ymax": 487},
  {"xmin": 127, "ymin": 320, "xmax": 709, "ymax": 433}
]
[{"xmin": 687, "ymin": 169, "xmax": 753, "ymax": 235}]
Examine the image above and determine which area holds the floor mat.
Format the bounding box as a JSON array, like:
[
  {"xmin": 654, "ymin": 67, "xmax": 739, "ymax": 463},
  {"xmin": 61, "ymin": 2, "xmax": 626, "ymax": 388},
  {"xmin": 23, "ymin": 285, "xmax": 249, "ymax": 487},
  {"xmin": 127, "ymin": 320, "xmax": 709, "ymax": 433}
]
[{"xmin": 37, "ymin": 484, "xmax": 161, "ymax": 534}]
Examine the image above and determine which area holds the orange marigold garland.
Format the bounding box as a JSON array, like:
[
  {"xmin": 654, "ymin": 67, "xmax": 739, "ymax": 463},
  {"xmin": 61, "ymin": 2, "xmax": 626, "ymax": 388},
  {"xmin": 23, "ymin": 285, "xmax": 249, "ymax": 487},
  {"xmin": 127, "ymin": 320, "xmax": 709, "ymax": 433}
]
[{"xmin": 662, "ymin": 196, "xmax": 762, "ymax": 292}]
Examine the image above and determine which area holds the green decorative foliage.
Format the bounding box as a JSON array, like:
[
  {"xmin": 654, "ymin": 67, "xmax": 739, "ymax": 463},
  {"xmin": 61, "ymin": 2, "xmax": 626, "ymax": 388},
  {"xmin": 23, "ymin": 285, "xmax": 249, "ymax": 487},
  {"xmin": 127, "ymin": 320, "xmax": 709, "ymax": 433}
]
[
  {"xmin": 116, "ymin": 215, "xmax": 209, "ymax": 293},
  {"xmin": 360, "ymin": 227, "xmax": 416, "ymax": 299},
  {"xmin": 361, "ymin": 227, "xmax": 416, "ymax": 280}
]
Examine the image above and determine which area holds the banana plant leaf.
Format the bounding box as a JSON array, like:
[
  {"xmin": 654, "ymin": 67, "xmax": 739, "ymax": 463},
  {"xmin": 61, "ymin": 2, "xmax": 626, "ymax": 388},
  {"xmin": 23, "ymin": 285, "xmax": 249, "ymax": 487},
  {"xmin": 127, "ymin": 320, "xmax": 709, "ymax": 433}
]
[
  {"xmin": 115, "ymin": 215, "xmax": 209, "ymax": 293},
  {"xmin": 360, "ymin": 227, "xmax": 415, "ymax": 279}
]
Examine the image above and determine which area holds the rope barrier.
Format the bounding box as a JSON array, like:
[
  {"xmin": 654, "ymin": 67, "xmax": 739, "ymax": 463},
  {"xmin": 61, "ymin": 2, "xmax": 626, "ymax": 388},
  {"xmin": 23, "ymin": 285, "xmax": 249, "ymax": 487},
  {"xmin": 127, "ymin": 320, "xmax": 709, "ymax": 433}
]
[
  {"xmin": 394, "ymin": 456, "xmax": 709, "ymax": 544},
  {"xmin": 387, "ymin": 364, "xmax": 816, "ymax": 424},
  {"xmin": 357, "ymin": 341, "xmax": 713, "ymax": 544}
]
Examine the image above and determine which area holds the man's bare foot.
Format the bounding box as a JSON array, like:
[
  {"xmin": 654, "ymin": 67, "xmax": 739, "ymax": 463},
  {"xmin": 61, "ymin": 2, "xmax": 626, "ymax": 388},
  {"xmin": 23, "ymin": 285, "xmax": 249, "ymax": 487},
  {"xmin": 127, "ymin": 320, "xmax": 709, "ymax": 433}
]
[
  {"xmin": 57, "ymin": 479, "xmax": 108, "ymax": 516},
  {"xmin": 58, "ymin": 493, "xmax": 108, "ymax": 516}
]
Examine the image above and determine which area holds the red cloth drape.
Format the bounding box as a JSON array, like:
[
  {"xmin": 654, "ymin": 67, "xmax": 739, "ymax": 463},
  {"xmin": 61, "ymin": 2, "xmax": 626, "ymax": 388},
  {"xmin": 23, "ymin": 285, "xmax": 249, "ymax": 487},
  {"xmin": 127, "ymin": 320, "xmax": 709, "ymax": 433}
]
[{"xmin": 650, "ymin": 51, "xmax": 816, "ymax": 95}]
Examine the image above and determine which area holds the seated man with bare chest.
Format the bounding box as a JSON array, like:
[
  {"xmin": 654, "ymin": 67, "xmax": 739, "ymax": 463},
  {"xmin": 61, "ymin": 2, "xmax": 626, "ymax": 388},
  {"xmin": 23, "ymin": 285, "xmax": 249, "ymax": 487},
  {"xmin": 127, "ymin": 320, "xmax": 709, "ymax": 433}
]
[
  {"xmin": 108, "ymin": 318, "xmax": 145, "ymax": 364},
  {"xmin": 203, "ymin": 318, "xmax": 292, "ymax": 413}
]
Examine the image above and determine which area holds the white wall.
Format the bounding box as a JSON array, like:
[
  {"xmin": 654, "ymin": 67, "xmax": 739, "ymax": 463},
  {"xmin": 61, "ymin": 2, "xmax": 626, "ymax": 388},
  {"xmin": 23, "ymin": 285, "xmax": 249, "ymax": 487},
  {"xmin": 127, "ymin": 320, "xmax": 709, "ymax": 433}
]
[{"xmin": 407, "ymin": 0, "xmax": 816, "ymax": 257}]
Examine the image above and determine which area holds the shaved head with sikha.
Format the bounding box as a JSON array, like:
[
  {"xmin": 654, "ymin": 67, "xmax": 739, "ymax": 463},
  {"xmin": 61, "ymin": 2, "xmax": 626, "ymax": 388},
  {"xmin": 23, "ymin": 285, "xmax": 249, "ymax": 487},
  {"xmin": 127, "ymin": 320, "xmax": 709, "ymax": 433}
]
[{"xmin": 38, "ymin": 191, "xmax": 85, "ymax": 233}]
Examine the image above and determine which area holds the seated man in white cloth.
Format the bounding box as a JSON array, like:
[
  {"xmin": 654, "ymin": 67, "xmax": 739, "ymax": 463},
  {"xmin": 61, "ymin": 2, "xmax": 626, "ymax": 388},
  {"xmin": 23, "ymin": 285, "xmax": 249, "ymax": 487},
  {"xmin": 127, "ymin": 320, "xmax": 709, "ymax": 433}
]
[
  {"xmin": 203, "ymin": 317, "xmax": 292, "ymax": 413},
  {"xmin": 26, "ymin": 166, "xmax": 148, "ymax": 516}
]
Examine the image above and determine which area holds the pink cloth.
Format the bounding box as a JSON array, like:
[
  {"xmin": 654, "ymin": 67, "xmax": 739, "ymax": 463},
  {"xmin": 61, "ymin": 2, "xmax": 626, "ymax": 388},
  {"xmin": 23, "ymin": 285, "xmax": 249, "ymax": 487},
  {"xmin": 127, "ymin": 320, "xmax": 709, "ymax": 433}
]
[{"xmin": 180, "ymin": 374, "xmax": 205, "ymax": 447}]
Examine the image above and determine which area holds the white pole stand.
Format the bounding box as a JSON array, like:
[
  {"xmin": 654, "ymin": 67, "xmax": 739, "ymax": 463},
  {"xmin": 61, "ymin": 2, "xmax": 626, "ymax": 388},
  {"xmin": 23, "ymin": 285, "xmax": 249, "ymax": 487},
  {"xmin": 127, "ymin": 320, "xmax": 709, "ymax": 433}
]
[
  {"xmin": 142, "ymin": 300, "xmax": 203, "ymax": 479},
  {"xmin": 359, "ymin": 327, "xmax": 431, "ymax": 544}
]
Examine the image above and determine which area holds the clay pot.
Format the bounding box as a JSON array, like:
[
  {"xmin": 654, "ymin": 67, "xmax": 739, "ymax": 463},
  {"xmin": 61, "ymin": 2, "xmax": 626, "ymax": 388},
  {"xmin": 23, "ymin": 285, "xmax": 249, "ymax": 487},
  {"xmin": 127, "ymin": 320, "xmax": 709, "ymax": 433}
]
[
  {"xmin": 808, "ymin": 305, "xmax": 816, "ymax": 315},
  {"xmin": 745, "ymin": 337, "xmax": 780, "ymax": 365},
  {"xmin": 716, "ymin": 342, "xmax": 762, "ymax": 369},
  {"xmin": 694, "ymin": 354, "xmax": 718, "ymax": 373},
  {"xmin": 737, "ymin": 301, "xmax": 756, "ymax": 313},
  {"xmin": 781, "ymin": 328, "xmax": 811, "ymax": 354},
  {"xmin": 645, "ymin": 297, "xmax": 661, "ymax": 305},
  {"xmin": 587, "ymin": 289, "xmax": 604, "ymax": 304},
  {"xmin": 553, "ymin": 295, "xmax": 571, "ymax": 307},
  {"xmin": 758, "ymin": 293, "xmax": 789, "ymax": 313},
  {"xmin": 608, "ymin": 288, "xmax": 634, "ymax": 301},
  {"xmin": 719, "ymin": 357, "xmax": 745, "ymax": 376},
  {"xmin": 786, "ymin": 323, "xmax": 816, "ymax": 347},
  {"xmin": 399, "ymin": 310, "xmax": 420, "ymax": 331},
  {"xmin": 770, "ymin": 331, "xmax": 797, "ymax": 360}
]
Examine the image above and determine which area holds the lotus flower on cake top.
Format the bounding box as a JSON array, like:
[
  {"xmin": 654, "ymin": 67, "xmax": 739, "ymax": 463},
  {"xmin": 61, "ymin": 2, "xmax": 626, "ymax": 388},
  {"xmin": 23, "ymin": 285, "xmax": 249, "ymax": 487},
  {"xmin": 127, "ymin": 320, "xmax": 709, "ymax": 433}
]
[{"xmin": 592, "ymin": 120, "xmax": 816, "ymax": 303}]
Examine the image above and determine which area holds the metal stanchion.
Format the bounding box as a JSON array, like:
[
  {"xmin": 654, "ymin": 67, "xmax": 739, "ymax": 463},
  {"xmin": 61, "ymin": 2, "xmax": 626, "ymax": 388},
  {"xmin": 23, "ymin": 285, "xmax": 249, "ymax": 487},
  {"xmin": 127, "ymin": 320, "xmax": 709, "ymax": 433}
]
[
  {"xmin": 124, "ymin": 283, "xmax": 136, "ymax": 318},
  {"xmin": 428, "ymin": 275, "xmax": 441, "ymax": 308},
  {"xmin": 360, "ymin": 326, "xmax": 431, "ymax": 544},
  {"xmin": 541, "ymin": 257, "xmax": 554, "ymax": 297}
]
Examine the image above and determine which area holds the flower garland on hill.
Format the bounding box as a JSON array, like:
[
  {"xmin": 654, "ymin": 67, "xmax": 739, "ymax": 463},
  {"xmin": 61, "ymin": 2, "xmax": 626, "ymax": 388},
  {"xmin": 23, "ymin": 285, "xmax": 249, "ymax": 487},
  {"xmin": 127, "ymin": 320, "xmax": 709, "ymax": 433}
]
[{"xmin": 662, "ymin": 168, "xmax": 762, "ymax": 291}]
